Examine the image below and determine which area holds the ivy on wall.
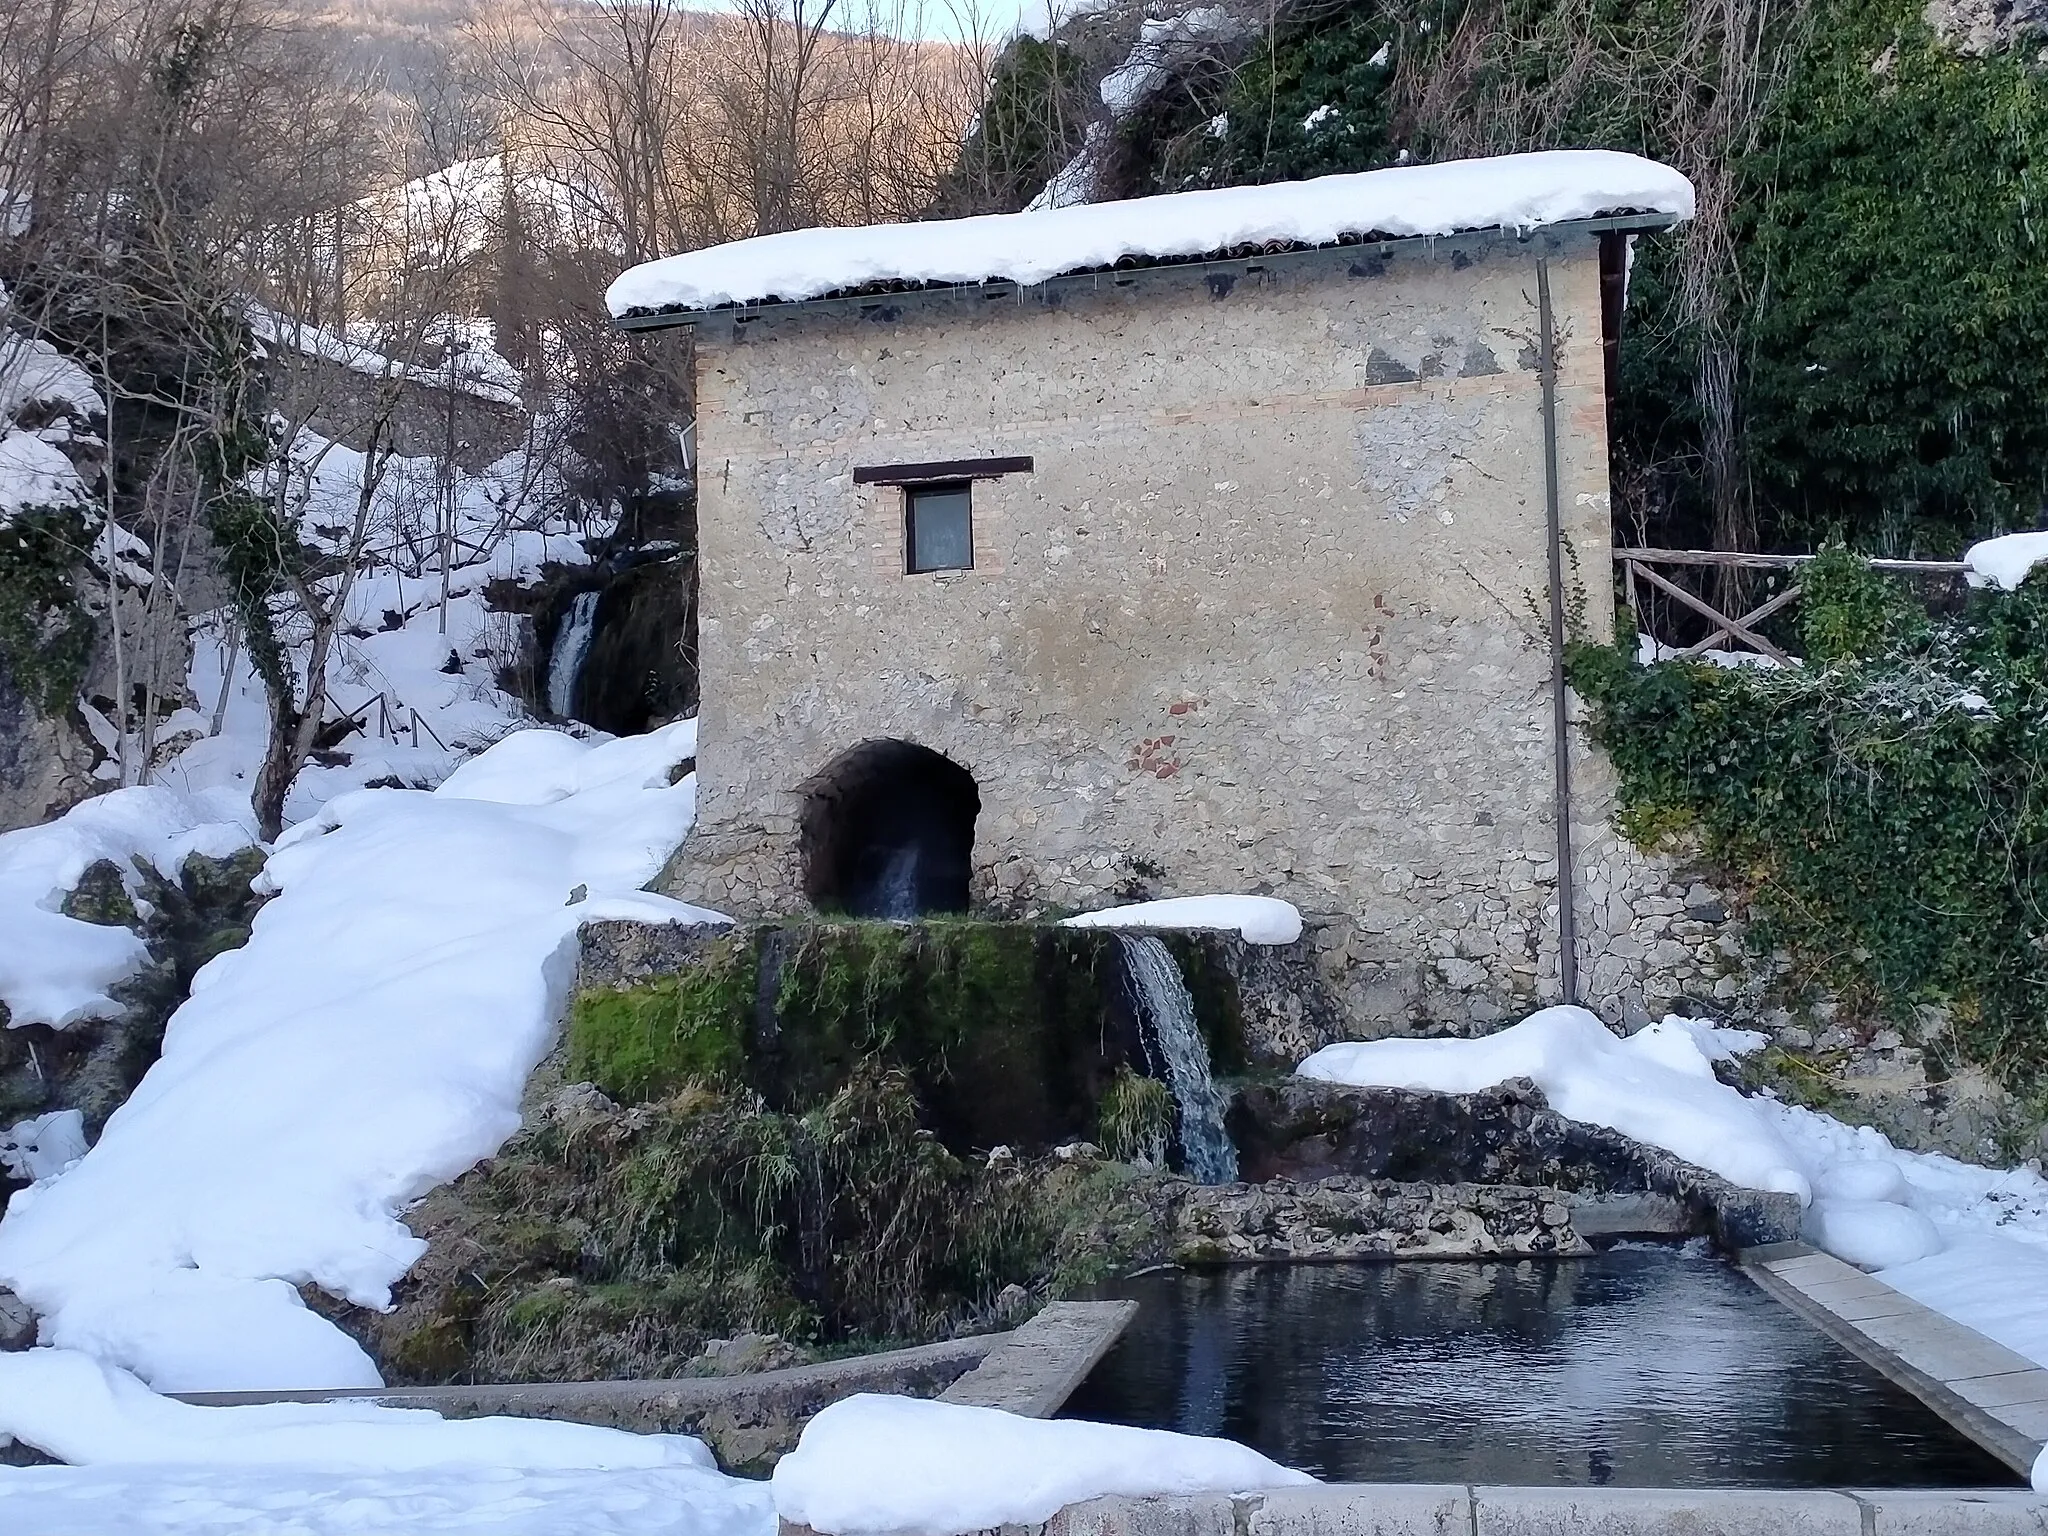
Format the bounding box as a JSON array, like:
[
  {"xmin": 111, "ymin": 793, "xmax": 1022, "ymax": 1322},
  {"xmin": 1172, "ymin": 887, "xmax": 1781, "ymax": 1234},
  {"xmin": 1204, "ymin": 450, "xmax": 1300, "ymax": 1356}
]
[{"xmin": 1573, "ymin": 550, "xmax": 2048, "ymax": 1089}]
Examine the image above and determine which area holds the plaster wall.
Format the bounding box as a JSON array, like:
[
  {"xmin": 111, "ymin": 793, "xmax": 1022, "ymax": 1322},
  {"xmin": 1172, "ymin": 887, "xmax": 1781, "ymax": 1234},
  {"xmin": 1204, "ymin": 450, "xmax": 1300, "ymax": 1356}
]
[{"xmin": 670, "ymin": 231, "xmax": 1687, "ymax": 1032}]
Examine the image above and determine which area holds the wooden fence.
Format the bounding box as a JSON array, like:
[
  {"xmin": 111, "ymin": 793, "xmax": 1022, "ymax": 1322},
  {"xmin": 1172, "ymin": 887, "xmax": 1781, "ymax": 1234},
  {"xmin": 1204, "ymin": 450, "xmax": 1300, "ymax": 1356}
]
[{"xmin": 1615, "ymin": 548, "xmax": 1970, "ymax": 666}]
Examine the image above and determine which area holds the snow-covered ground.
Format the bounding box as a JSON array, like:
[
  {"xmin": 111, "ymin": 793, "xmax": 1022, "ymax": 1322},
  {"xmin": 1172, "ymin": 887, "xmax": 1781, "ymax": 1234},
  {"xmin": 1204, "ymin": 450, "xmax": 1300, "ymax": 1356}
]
[
  {"xmin": 1300, "ymin": 1006, "xmax": 2048, "ymax": 1386},
  {"xmin": 0, "ymin": 722, "xmax": 723, "ymax": 1393}
]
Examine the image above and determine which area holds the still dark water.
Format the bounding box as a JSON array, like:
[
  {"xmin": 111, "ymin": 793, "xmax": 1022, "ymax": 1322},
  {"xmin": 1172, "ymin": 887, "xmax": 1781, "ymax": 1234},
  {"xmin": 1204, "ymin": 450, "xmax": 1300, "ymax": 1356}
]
[{"xmin": 1063, "ymin": 1246, "xmax": 2017, "ymax": 1488}]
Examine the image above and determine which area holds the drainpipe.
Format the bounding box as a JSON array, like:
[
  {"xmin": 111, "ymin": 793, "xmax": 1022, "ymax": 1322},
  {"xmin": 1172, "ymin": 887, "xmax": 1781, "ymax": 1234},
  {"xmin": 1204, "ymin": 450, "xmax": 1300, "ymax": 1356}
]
[{"xmin": 1536, "ymin": 255, "xmax": 1580, "ymax": 1006}]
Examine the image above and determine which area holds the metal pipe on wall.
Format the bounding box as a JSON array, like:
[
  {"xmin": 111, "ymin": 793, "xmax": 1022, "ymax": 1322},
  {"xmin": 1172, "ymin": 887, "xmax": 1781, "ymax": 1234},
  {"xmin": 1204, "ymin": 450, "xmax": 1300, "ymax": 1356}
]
[{"xmin": 1536, "ymin": 255, "xmax": 1580, "ymax": 1006}]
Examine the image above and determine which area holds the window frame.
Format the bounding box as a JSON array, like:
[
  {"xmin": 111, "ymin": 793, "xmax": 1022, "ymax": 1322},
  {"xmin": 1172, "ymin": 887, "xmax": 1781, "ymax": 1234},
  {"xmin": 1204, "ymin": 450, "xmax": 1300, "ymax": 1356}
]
[{"xmin": 902, "ymin": 479, "xmax": 976, "ymax": 575}]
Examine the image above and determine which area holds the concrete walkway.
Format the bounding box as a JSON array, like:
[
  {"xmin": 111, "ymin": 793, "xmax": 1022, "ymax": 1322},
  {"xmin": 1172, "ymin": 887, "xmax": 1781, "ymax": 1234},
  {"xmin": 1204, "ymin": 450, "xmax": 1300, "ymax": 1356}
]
[{"xmin": 1742, "ymin": 1241, "xmax": 2048, "ymax": 1480}]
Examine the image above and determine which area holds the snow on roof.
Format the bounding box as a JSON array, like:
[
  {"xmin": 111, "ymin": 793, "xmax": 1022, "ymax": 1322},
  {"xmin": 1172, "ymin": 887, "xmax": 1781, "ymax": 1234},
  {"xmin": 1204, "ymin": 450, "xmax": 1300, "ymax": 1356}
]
[
  {"xmin": 247, "ymin": 305, "xmax": 523, "ymax": 410},
  {"xmin": 607, "ymin": 149, "xmax": 1693, "ymax": 319}
]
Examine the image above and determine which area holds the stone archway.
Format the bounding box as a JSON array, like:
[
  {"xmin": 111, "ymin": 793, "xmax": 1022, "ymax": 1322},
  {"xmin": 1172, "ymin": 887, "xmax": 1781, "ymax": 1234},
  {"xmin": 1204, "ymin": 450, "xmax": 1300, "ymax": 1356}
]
[{"xmin": 798, "ymin": 740, "xmax": 980, "ymax": 918}]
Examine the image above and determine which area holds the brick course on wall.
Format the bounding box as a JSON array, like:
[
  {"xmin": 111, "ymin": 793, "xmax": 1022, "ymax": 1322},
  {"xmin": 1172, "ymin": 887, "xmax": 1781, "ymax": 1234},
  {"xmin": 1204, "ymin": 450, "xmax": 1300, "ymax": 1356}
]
[{"xmin": 667, "ymin": 230, "xmax": 1710, "ymax": 1038}]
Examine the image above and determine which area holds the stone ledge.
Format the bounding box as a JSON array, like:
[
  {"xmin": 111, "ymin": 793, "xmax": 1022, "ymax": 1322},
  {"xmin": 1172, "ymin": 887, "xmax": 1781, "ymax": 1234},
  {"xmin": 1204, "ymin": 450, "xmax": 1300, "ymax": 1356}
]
[
  {"xmin": 173, "ymin": 1332, "xmax": 1000, "ymax": 1472},
  {"xmin": 939, "ymin": 1300, "xmax": 1138, "ymax": 1418},
  {"xmin": 783, "ymin": 1484, "xmax": 2048, "ymax": 1536}
]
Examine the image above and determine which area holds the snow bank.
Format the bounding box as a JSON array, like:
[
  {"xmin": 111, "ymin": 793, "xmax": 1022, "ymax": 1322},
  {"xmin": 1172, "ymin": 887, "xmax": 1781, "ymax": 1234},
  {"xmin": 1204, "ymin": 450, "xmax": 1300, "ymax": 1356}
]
[
  {"xmin": 1059, "ymin": 894, "xmax": 1302, "ymax": 944},
  {"xmin": 0, "ymin": 1350, "xmax": 776, "ymax": 1536},
  {"xmin": 0, "ymin": 1349, "xmax": 719, "ymax": 1472},
  {"xmin": 1296, "ymin": 1004, "xmax": 2048, "ymax": 1361},
  {"xmin": 0, "ymin": 784, "xmax": 256, "ymax": 1028},
  {"xmin": 1963, "ymin": 530, "xmax": 2048, "ymax": 591},
  {"xmin": 0, "ymin": 722, "xmax": 728, "ymax": 1392},
  {"xmin": 1297, "ymin": 1007, "xmax": 1812, "ymax": 1200},
  {"xmin": 770, "ymin": 1395, "xmax": 1313, "ymax": 1536},
  {"xmin": 0, "ymin": 1462, "xmax": 772, "ymax": 1536},
  {"xmin": 608, "ymin": 150, "xmax": 1693, "ymax": 316}
]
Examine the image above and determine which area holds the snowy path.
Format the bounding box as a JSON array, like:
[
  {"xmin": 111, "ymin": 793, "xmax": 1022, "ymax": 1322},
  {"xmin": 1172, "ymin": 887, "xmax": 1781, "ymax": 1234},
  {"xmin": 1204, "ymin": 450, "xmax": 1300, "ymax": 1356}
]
[{"xmin": 0, "ymin": 721, "xmax": 725, "ymax": 1394}]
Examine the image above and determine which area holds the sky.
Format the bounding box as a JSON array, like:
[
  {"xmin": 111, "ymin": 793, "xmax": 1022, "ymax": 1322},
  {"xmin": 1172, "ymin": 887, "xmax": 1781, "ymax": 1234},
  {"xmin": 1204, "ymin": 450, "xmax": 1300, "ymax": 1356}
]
[{"xmin": 677, "ymin": 0, "xmax": 1038, "ymax": 43}]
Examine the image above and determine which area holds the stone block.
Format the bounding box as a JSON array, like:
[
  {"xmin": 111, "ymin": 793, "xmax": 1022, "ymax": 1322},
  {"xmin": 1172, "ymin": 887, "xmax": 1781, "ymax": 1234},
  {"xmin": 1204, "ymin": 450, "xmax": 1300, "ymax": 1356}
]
[
  {"xmin": 1250, "ymin": 1485, "xmax": 1472, "ymax": 1536},
  {"xmin": 1851, "ymin": 1490, "xmax": 2048, "ymax": 1536},
  {"xmin": 1471, "ymin": 1487, "xmax": 1863, "ymax": 1536},
  {"xmin": 1054, "ymin": 1494, "xmax": 1237, "ymax": 1536},
  {"xmin": 1949, "ymin": 1369, "xmax": 2048, "ymax": 1411}
]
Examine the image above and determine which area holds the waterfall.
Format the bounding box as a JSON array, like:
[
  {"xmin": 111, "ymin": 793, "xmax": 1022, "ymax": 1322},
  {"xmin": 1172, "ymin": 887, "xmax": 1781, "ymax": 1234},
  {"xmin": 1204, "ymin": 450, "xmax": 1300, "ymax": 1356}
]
[
  {"xmin": 546, "ymin": 590, "xmax": 600, "ymax": 720},
  {"xmin": 872, "ymin": 845, "xmax": 923, "ymax": 920},
  {"xmin": 1118, "ymin": 935, "xmax": 1238, "ymax": 1184}
]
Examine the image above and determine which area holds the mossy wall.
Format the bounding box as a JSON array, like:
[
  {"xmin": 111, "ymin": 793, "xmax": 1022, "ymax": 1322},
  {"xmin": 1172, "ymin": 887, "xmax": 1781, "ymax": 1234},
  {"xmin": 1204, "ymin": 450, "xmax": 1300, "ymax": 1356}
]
[{"xmin": 567, "ymin": 920, "xmax": 1250, "ymax": 1157}]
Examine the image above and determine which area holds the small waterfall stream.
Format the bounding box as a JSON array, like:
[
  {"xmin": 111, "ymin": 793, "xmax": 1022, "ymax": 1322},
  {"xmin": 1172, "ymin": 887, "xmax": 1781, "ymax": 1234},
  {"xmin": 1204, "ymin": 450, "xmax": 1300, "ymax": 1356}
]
[
  {"xmin": 546, "ymin": 590, "xmax": 601, "ymax": 720},
  {"xmin": 1117, "ymin": 935, "xmax": 1238, "ymax": 1184}
]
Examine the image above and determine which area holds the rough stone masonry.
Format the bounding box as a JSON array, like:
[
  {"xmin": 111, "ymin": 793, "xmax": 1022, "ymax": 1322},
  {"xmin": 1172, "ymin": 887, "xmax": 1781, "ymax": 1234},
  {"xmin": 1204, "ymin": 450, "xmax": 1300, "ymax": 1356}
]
[{"xmin": 664, "ymin": 227, "xmax": 1726, "ymax": 1039}]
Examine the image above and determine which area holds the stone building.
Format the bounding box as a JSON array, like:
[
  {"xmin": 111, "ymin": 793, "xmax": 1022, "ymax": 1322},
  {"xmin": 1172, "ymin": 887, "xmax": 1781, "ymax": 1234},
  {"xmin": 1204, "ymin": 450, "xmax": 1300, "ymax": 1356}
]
[{"xmin": 609, "ymin": 152, "xmax": 1713, "ymax": 1036}]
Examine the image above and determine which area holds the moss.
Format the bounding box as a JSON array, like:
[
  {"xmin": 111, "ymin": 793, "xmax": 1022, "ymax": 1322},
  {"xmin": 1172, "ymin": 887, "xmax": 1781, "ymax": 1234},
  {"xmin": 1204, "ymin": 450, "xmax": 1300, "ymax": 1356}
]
[
  {"xmin": 386, "ymin": 1278, "xmax": 486, "ymax": 1381},
  {"xmin": 565, "ymin": 931, "xmax": 756, "ymax": 1100},
  {"xmin": 60, "ymin": 860, "xmax": 139, "ymax": 928}
]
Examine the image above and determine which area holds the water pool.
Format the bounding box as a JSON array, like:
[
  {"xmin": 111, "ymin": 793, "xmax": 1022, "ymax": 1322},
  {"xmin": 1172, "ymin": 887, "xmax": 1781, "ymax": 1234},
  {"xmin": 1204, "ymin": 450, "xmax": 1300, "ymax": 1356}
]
[{"xmin": 1063, "ymin": 1246, "xmax": 2016, "ymax": 1488}]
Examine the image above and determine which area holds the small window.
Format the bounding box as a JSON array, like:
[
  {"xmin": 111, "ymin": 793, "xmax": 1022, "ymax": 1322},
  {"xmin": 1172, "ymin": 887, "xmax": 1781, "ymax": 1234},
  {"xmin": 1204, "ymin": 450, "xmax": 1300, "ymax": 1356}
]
[{"xmin": 905, "ymin": 482, "xmax": 973, "ymax": 573}]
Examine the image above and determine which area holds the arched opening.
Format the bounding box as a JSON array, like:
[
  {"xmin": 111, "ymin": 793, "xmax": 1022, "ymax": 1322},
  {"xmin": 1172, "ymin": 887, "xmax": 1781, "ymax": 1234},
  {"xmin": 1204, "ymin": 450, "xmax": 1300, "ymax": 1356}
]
[{"xmin": 799, "ymin": 740, "xmax": 980, "ymax": 918}]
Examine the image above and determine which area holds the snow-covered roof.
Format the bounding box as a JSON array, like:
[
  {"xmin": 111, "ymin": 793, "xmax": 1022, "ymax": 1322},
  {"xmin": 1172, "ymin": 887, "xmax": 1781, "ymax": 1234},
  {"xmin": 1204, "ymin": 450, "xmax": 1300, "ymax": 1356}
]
[{"xmin": 607, "ymin": 150, "xmax": 1692, "ymax": 321}]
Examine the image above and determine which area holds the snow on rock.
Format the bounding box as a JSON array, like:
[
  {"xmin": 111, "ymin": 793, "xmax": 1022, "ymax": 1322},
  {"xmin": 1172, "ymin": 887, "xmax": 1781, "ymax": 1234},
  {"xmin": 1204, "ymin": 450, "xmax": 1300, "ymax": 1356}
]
[
  {"xmin": 1297, "ymin": 1006, "xmax": 1813, "ymax": 1200},
  {"xmin": 247, "ymin": 305, "xmax": 522, "ymax": 409},
  {"xmin": 608, "ymin": 150, "xmax": 1694, "ymax": 316},
  {"xmin": 0, "ymin": 1350, "xmax": 776, "ymax": 1536},
  {"xmin": 1297, "ymin": 1002, "xmax": 2048, "ymax": 1366},
  {"xmin": 0, "ymin": 784, "xmax": 257, "ymax": 1029},
  {"xmin": 1059, "ymin": 894, "xmax": 1302, "ymax": 944},
  {"xmin": 0, "ymin": 1110, "xmax": 87, "ymax": 1183},
  {"xmin": 0, "ymin": 334, "xmax": 104, "ymax": 423},
  {"xmin": 1963, "ymin": 530, "xmax": 2048, "ymax": 591},
  {"xmin": 1098, "ymin": 8, "xmax": 1249, "ymax": 118},
  {"xmin": 770, "ymin": 1394, "xmax": 1313, "ymax": 1536},
  {"xmin": 0, "ymin": 427, "xmax": 89, "ymax": 516},
  {"xmin": 0, "ymin": 721, "xmax": 729, "ymax": 1392}
]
